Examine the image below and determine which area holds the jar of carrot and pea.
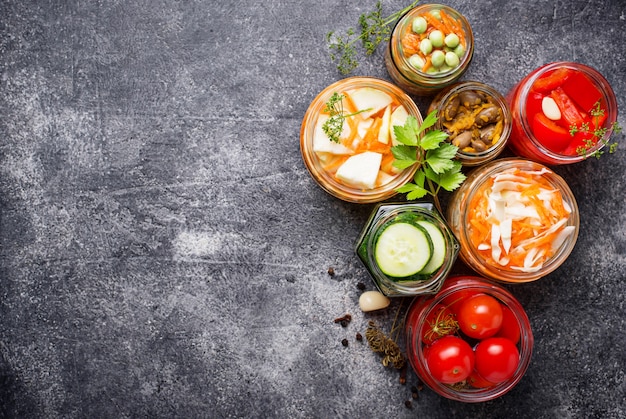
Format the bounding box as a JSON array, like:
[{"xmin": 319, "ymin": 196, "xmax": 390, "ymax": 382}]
[{"xmin": 385, "ymin": 4, "xmax": 474, "ymax": 96}]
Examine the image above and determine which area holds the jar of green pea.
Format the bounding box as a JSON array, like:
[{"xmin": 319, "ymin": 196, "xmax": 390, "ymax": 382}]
[{"xmin": 385, "ymin": 4, "xmax": 474, "ymax": 96}]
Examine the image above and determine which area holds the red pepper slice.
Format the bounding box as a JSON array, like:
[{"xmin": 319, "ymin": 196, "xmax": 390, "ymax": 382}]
[
  {"xmin": 531, "ymin": 112, "xmax": 572, "ymax": 153},
  {"xmin": 561, "ymin": 130, "xmax": 596, "ymax": 156},
  {"xmin": 550, "ymin": 87, "xmax": 587, "ymax": 128},
  {"xmin": 560, "ymin": 71, "xmax": 602, "ymax": 113},
  {"xmin": 531, "ymin": 67, "xmax": 574, "ymax": 93}
]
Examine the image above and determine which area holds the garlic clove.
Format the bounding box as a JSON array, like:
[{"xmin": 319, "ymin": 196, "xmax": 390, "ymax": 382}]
[{"xmin": 359, "ymin": 290, "xmax": 391, "ymax": 312}]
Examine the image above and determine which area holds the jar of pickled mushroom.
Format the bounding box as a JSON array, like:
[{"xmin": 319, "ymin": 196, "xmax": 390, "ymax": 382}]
[
  {"xmin": 300, "ymin": 77, "xmax": 423, "ymax": 203},
  {"xmin": 385, "ymin": 4, "xmax": 474, "ymax": 96},
  {"xmin": 428, "ymin": 81, "xmax": 511, "ymax": 166},
  {"xmin": 355, "ymin": 202, "xmax": 459, "ymax": 296},
  {"xmin": 446, "ymin": 158, "xmax": 579, "ymax": 283},
  {"xmin": 506, "ymin": 61, "xmax": 619, "ymax": 165}
]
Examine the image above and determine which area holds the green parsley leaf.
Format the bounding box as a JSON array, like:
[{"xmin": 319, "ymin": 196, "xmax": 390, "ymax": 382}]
[
  {"xmin": 426, "ymin": 143, "xmax": 458, "ymax": 173},
  {"xmin": 393, "ymin": 117, "xmax": 420, "ymax": 146},
  {"xmin": 420, "ymin": 130, "xmax": 449, "ymax": 150},
  {"xmin": 391, "ymin": 110, "xmax": 467, "ymax": 212}
]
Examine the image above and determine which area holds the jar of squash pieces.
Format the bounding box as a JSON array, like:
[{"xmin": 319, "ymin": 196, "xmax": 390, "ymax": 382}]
[{"xmin": 428, "ymin": 81, "xmax": 512, "ymax": 166}]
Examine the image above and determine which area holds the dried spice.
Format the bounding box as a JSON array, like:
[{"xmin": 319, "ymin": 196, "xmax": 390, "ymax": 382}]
[
  {"xmin": 334, "ymin": 314, "xmax": 352, "ymax": 325},
  {"xmin": 365, "ymin": 320, "xmax": 406, "ymax": 369},
  {"xmin": 341, "ymin": 338, "xmax": 349, "ymax": 347}
]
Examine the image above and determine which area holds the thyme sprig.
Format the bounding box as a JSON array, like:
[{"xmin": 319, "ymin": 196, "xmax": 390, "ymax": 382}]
[
  {"xmin": 326, "ymin": 0, "xmax": 420, "ymax": 74},
  {"xmin": 392, "ymin": 111, "xmax": 466, "ymax": 213},
  {"xmin": 569, "ymin": 101, "xmax": 622, "ymax": 159}
]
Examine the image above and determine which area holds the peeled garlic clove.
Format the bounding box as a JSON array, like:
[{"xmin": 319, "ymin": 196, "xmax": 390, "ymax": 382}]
[
  {"xmin": 541, "ymin": 96, "xmax": 562, "ymax": 120},
  {"xmin": 359, "ymin": 291, "xmax": 391, "ymax": 312}
]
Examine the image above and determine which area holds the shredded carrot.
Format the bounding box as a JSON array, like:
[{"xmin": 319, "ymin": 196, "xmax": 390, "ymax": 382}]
[
  {"xmin": 424, "ymin": 12, "xmax": 448, "ymax": 33},
  {"xmin": 439, "ymin": 9, "xmax": 461, "ymax": 33},
  {"xmin": 422, "ymin": 55, "xmax": 433, "ymax": 72},
  {"xmin": 401, "ymin": 32, "xmax": 422, "ymax": 57},
  {"xmin": 322, "ymin": 155, "xmax": 350, "ymax": 173},
  {"xmin": 466, "ymin": 167, "xmax": 574, "ymax": 272}
]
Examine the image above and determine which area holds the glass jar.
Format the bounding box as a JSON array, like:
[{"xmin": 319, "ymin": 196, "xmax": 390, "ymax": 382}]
[
  {"xmin": 506, "ymin": 61, "xmax": 619, "ymax": 165},
  {"xmin": 428, "ymin": 81, "xmax": 511, "ymax": 166},
  {"xmin": 385, "ymin": 4, "xmax": 474, "ymax": 96},
  {"xmin": 355, "ymin": 202, "xmax": 459, "ymax": 297},
  {"xmin": 405, "ymin": 275, "xmax": 534, "ymax": 402},
  {"xmin": 447, "ymin": 158, "xmax": 579, "ymax": 283},
  {"xmin": 300, "ymin": 77, "xmax": 422, "ymax": 203}
]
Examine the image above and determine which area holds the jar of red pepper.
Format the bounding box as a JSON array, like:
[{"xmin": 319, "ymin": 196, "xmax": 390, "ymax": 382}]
[{"xmin": 506, "ymin": 61, "xmax": 619, "ymax": 165}]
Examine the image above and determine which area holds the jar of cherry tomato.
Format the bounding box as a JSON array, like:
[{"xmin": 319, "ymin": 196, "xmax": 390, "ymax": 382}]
[
  {"xmin": 446, "ymin": 158, "xmax": 579, "ymax": 283},
  {"xmin": 385, "ymin": 4, "xmax": 474, "ymax": 96},
  {"xmin": 405, "ymin": 275, "xmax": 534, "ymax": 402},
  {"xmin": 507, "ymin": 61, "xmax": 618, "ymax": 165}
]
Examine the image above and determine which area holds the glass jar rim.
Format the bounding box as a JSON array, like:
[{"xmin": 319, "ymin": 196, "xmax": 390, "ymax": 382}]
[
  {"xmin": 406, "ymin": 275, "xmax": 534, "ymax": 402},
  {"xmin": 389, "ymin": 4, "xmax": 474, "ymax": 87},
  {"xmin": 455, "ymin": 158, "xmax": 580, "ymax": 282},
  {"xmin": 300, "ymin": 76, "xmax": 422, "ymax": 203},
  {"xmin": 433, "ymin": 81, "xmax": 512, "ymax": 163},
  {"xmin": 515, "ymin": 61, "xmax": 618, "ymax": 163},
  {"xmin": 358, "ymin": 202, "xmax": 459, "ymax": 296}
]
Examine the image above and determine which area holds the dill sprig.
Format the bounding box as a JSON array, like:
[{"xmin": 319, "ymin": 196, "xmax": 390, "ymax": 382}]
[
  {"xmin": 322, "ymin": 92, "xmax": 371, "ymax": 143},
  {"xmin": 326, "ymin": 1, "xmax": 420, "ymax": 74}
]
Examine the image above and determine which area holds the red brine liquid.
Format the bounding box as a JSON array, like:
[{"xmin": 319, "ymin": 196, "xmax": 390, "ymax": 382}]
[{"xmin": 507, "ymin": 62, "xmax": 618, "ymax": 165}]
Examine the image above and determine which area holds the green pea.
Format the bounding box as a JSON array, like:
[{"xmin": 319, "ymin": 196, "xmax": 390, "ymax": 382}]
[
  {"xmin": 420, "ymin": 38, "xmax": 433, "ymax": 55},
  {"xmin": 431, "ymin": 50, "xmax": 445, "ymax": 68},
  {"xmin": 454, "ymin": 44, "xmax": 466, "ymax": 58},
  {"xmin": 426, "ymin": 66, "xmax": 439, "ymax": 75},
  {"xmin": 445, "ymin": 51, "xmax": 460, "ymax": 68},
  {"xmin": 412, "ymin": 16, "xmax": 427, "ymax": 34},
  {"xmin": 438, "ymin": 64, "xmax": 452, "ymax": 73},
  {"xmin": 429, "ymin": 9, "xmax": 441, "ymax": 20},
  {"xmin": 408, "ymin": 54, "xmax": 425, "ymax": 70},
  {"xmin": 444, "ymin": 33, "xmax": 460, "ymax": 48},
  {"xmin": 429, "ymin": 30, "xmax": 444, "ymax": 48}
]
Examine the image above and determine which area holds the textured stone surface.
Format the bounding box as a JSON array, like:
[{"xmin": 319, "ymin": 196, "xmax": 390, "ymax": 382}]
[{"xmin": 1, "ymin": 0, "xmax": 625, "ymax": 418}]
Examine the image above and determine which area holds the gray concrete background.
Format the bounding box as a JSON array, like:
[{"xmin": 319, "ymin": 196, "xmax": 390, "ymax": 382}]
[{"xmin": 1, "ymin": 0, "xmax": 625, "ymax": 418}]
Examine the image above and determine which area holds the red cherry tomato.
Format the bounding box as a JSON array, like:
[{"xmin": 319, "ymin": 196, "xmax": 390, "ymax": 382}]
[
  {"xmin": 421, "ymin": 304, "xmax": 458, "ymax": 345},
  {"xmin": 531, "ymin": 112, "xmax": 572, "ymax": 153},
  {"xmin": 467, "ymin": 370, "xmax": 495, "ymax": 389},
  {"xmin": 456, "ymin": 293, "xmax": 503, "ymax": 340},
  {"xmin": 425, "ymin": 336, "xmax": 475, "ymax": 384},
  {"xmin": 494, "ymin": 305, "xmax": 521, "ymax": 345},
  {"xmin": 474, "ymin": 337, "xmax": 520, "ymax": 384},
  {"xmin": 441, "ymin": 289, "xmax": 480, "ymax": 314}
]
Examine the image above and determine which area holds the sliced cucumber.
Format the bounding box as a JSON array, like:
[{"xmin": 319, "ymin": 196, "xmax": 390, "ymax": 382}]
[
  {"xmin": 416, "ymin": 220, "xmax": 447, "ymax": 275},
  {"xmin": 374, "ymin": 222, "xmax": 432, "ymax": 278}
]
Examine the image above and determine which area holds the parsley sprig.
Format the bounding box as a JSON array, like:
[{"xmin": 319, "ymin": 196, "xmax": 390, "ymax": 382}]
[
  {"xmin": 569, "ymin": 101, "xmax": 622, "ymax": 158},
  {"xmin": 322, "ymin": 92, "xmax": 371, "ymax": 143},
  {"xmin": 392, "ymin": 111, "xmax": 466, "ymax": 211},
  {"xmin": 326, "ymin": 0, "xmax": 420, "ymax": 74}
]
